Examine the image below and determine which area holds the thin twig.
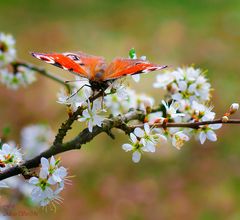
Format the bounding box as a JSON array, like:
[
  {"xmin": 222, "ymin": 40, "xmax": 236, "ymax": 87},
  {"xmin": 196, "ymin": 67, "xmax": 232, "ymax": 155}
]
[
  {"xmin": 13, "ymin": 62, "xmax": 71, "ymax": 92},
  {"xmin": 132, "ymin": 119, "xmax": 240, "ymax": 129}
]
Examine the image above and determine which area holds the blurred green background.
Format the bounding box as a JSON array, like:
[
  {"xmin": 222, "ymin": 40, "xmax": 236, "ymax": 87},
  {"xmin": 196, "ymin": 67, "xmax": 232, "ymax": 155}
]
[{"xmin": 1, "ymin": 0, "xmax": 240, "ymax": 219}]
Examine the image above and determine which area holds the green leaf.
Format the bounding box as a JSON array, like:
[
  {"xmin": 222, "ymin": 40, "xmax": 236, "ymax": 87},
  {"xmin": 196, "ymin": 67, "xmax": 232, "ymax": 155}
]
[
  {"xmin": 2, "ymin": 126, "xmax": 11, "ymax": 137},
  {"xmin": 129, "ymin": 48, "xmax": 136, "ymax": 59}
]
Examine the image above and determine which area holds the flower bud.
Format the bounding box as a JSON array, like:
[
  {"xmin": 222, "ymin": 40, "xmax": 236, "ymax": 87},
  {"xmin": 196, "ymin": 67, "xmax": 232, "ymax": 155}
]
[
  {"xmin": 229, "ymin": 103, "xmax": 239, "ymax": 115},
  {"xmin": 222, "ymin": 116, "xmax": 229, "ymax": 122}
]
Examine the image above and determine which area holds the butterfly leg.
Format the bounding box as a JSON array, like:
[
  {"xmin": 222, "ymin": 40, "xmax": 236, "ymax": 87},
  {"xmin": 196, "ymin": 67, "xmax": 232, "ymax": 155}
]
[
  {"xmin": 64, "ymin": 79, "xmax": 88, "ymax": 84},
  {"xmin": 101, "ymin": 93, "xmax": 104, "ymax": 109}
]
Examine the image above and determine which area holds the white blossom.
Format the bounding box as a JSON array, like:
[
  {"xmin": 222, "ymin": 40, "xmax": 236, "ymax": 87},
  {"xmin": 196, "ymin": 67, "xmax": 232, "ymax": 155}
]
[
  {"xmin": 197, "ymin": 124, "xmax": 222, "ymax": 144},
  {"xmin": 0, "ymin": 33, "xmax": 16, "ymax": 67},
  {"xmin": 162, "ymin": 100, "xmax": 185, "ymax": 120},
  {"xmin": 0, "ymin": 66, "xmax": 36, "ymax": 90},
  {"xmin": 135, "ymin": 123, "xmax": 167, "ymax": 152},
  {"xmin": 104, "ymin": 87, "xmax": 137, "ymax": 116},
  {"xmin": 122, "ymin": 133, "xmax": 142, "ymax": 163},
  {"xmin": 29, "ymin": 156, "xmax": 67, "ymax": 206},
  {"xmin": 190, "ymin": 101, "xmax": 215, "ymax": 122},
  {"xmin": 171, "ymin": 131, "xmax": 190, "ymax": 150},
  {"xmin": 0, "ymin": 143, "xmax": 22, "ymax": 170},
  {"xmin": 153, "ymin": 73, "xmax": 175, "ymax": 89},
  {"xmin": 57, "ymin": 77, "xmax": 91, "ymax": 111},
  {"xmin": 107, "ymin": 80, "xmax": 128, "ymax": 99},
  {"xmin": 41, "ymin": 157, "xmax": 67, "ymax": 184},
  {"xmin": 137, "ymin": 94, "xmax": 155, "ymax": 113},
  {"xmin": 78, "ymin": 99, "xmax": 105, "ymax": 132}
]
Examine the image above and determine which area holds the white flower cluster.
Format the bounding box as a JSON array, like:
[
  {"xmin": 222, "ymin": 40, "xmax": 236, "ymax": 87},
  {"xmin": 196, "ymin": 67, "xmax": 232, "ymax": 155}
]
[
  {"xmin": 0, "ymin": 139, "xmax": 68, "ymax": 207},
  {"xmin": 122, "ymin": 123, "xmax": 166, "ymax": 162},
  {"xmin": 57, "ymin": 78, "xmax": 155, "ymax": 132},
  {"xmin": 0, "ymin": 66, "xmax": 36, "ymax": 90},
  {"xmin": 121, "ymin": 67, "xmax": 236, "ymax": 162},
  {"xmin": 0, "ymin": 142, "xmax": 34, "ymax": 206},
  {"xmin": 57, "ymin": 77, "xmax": 92, "ymax": 112},
  {"xmin": 29, "ymin": 156, "xmax": 68, "ymax": 206},
  {"xmin": 154, "ymin": 66, "xmax": 211, "ymax": 103},
  {"xmin": 0, "ymin": 32, "xmax": 36, "ymax": 90},
  {"xmin": 104, "ymin": 85, "xmax": 154, "ymax": 116},
  {"xmin": 0, "ymin": 143, "xmax": 22, "ymax": 171},
  {"xmin": 57, "ymin": 77, "xmax": 105, "ymax": 132}
]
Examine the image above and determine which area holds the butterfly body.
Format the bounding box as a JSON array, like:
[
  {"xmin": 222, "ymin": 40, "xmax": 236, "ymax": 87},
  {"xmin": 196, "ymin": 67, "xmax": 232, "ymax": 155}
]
[{"xmin": 31, "ymin": 51, "xmax": 167, "ymax": 92}]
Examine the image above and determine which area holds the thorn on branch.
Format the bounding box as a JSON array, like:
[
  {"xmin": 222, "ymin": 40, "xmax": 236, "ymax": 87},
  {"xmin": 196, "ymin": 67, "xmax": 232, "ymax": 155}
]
[
  {"xmin": 104, "ymin": 129, "xmax": 115, "ymax": 139},
  {"xmin": 19, "ymin": 166, "xmax": 37, "ymax": 179}
]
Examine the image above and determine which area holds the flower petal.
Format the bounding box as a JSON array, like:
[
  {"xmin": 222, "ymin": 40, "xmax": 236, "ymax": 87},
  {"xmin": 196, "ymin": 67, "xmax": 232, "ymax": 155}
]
[
  {"xmin": 144, "ymin": 123, "xmax": 150, "ymax": 134},
  {"xmin": 134, "ymin": 128, "xmax": 145, "ymax": 138},
  {"xmin": 132, "ymin": 151, "xmax": 141, "ymax": 163},
  {"xmin": 209, "ymin": 124, "xmax": 222, "ymax": 130},
  {"xmin": 199, "ymin": 131, "xmax": 206, "ymax": 144},
  {"xmin": 130, "ymin": 133, "xmax": 137, "ymax": 143},
  {"xmin": 29, "ymin": 177, "xmax": 39, "ymax": 185},
  {"xmin": 40, "ymin": 157, "xmax": 49, "ymax": 169},
  {"xmin": 122, "ymin": 144, "xmax": 134, "ymax": 152},
  {"xmin": 207, "ymin": 130, "xmax": 217, "ymax": 142}
]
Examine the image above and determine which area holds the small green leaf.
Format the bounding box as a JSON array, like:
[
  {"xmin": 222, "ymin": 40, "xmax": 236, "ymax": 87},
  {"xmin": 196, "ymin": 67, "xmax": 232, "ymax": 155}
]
[
  {"xmin": 129, "ymin": 48, "xmax": 136, "ymax": 59},
  {"xmin": 2, "ymin": 126, "xmax": 11, "ymax": 137}
]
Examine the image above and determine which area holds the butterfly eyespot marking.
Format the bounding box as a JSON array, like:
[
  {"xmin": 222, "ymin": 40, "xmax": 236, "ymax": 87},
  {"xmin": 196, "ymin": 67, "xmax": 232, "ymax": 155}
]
[{"xmin": 66, "ymin": 54, "xmax": 80, "ymax": 61}]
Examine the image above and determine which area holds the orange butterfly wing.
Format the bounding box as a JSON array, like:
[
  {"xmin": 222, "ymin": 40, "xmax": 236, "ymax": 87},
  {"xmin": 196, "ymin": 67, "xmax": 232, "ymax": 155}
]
[
  {"xmin": 31, "ymin": 52, "xmax": 106, "ymax": 80},
  {"xmin": 103, "ymin": 58, "xmax": 167, "ymax": 81}
]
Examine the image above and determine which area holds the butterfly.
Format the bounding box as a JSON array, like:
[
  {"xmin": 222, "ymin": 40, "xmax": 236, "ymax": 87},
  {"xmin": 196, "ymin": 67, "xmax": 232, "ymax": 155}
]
[{"xmin": 31, "ymin": 51, "xmax": 167, "ymax": 92}]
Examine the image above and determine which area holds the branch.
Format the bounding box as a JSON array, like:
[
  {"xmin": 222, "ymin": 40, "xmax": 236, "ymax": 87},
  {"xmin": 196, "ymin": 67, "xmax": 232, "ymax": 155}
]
[
  {"xmin": 13, "ymin": 62, "xmax": 71, "ymax": 92},
  {"xmin": 1, "ymin": 108, "xmax": 240, "ymax": 181},
  {"xmin": 53, "ymin": 91, "xmax": 105, "ymax": 145},
  {"xmin": 132, "ymin": 118, "xmax": 240, "ymax": 129},
  {"xmin": 0, "ymin": 110, "xmax": 143, "ymax": 181}
]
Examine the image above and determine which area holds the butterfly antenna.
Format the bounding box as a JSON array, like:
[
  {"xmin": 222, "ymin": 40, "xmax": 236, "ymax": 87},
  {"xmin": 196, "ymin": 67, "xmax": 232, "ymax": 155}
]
[{"xmin": 67, "ymin": 84, "xmax": 91, "ymax": 100}]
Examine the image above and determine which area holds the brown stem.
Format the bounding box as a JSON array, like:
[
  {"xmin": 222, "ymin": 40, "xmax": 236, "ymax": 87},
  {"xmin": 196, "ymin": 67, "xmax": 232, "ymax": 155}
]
[
  {"xmin": 1, "ymin": 113, "xmax": 240, "ymax": 181},
  {"xmin": 132, "ymin": 119, "xmax": 240, "ymax": 129},
  {"xmin": 0, "ymin": 110, "xmax": 142, "ymax": 181},
  {"xmin": 13, "ymin": 62, "xmax": 71, "ymax": 92},
  {"xmin": 53, "ymin": 90, "xmax": 106, "ymax": 145}
]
